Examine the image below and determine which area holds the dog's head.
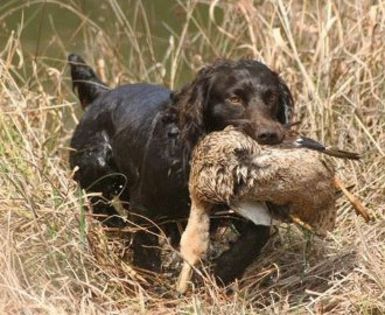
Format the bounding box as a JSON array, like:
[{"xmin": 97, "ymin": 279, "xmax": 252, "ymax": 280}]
[{"xmin": 175, "ymin": 59, "xmax": 294, "ymax": 156}]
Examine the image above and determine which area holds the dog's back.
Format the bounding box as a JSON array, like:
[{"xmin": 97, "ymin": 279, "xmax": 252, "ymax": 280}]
[{"xmin": 68, "ymin": 54, "xmax": 177, "ymax": 224}]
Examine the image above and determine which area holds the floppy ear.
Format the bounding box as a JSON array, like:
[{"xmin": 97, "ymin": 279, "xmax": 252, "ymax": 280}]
[
  {"xmin": 174, "ymin": 65, "xmax": 213, "ymax": 161},
  {"xmin": 277, "ymin": 77, "xmax": 295, "ymax": 125}
]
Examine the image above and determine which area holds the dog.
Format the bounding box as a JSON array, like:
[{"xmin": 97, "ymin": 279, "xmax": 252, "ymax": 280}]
[{"xmin": 68, "ymin": 54, "xmax": 294, "ymax": 284}]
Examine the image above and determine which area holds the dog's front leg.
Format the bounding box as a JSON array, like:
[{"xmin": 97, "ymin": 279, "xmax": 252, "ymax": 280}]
[
  {"xmin": 132, "ymin": 226, "xmax": 161, "ymax": 273},
  {"xmin": 213, "ymin": 220, "xmax": 270, "ymax": 285}
]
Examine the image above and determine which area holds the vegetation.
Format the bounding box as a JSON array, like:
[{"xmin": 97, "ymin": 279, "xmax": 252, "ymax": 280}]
[{"xmin": 0, "ymin": 1, "xmax": 384, "ymax": 313}]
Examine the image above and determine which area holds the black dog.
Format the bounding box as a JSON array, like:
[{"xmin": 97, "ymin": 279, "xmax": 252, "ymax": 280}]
[{"xmin": 68, "ymin": 54, "xmax": 294, "ymax": 284}]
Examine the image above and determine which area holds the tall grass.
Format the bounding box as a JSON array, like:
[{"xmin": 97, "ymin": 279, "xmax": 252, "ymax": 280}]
[{"xmin": 0, "ymin": 0, "xmax": 384, "ymax": 314}]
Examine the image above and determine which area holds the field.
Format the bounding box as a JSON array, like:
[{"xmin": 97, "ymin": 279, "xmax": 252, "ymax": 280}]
[{"xmin": 0, "ymin": 1, "xmax": 384, "ymax": 314}]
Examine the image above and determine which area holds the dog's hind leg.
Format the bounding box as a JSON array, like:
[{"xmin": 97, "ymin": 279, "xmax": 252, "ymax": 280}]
[
  {"xmin": 86, "ymin": 176, "xmax": 128, "ymax": 228},
  {"xmin": 70, "ymin": 131, "xmax": 129, "ymax": 228}
]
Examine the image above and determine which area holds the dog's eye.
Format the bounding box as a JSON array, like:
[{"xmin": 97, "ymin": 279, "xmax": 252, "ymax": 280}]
[
  {"xmin": 263, "ymin": 90, "xmax": 278, "ymax": 105},
  {"xmin": 227, "ymin": 96, "xmax": 243, "ymax": 105}
]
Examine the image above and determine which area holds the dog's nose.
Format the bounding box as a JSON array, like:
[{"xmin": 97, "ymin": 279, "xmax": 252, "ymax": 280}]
[{"xmin": 256, "ymin": 130, "xmax": 282, "ymax": 145}]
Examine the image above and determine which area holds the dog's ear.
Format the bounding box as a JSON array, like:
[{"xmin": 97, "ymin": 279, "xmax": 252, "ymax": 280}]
[
  {"xmin": 277, "ymin": 76, "xmax": 294, "ymax": 125},
  {"xmin": 174, "ymin": 65, "xmax": 213, "ymax": 161}
]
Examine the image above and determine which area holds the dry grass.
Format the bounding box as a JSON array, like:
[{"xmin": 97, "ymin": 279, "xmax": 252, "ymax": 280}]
[{"xmin": 1, "ymin": 0, "xmax": 384, "ymax": 314}]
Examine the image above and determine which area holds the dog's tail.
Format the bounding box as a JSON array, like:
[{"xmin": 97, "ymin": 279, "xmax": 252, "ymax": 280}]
[{"xmin": 68, "ymin": 53, "xmax": 109, "ymax": 109}]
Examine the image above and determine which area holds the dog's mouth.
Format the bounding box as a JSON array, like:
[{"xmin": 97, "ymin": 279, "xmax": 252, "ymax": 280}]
[
  {"xmin": 225, "ymin": 119, "xmax": 255, "ymax": 136},
  {"xmin": 225, "ymin": 119, "xmax": 288, "ymax": 145}
]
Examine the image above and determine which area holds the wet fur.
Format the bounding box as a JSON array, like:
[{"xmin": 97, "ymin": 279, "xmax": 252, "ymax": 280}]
[{"xmin": 68, "ymin": 54, "xmax": 294, "ymax": 281}]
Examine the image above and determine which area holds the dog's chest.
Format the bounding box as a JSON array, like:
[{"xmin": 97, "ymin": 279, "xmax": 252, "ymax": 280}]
[{"xmin": 130, "ymin": 118, "xmax": 190, "ymax": 217}]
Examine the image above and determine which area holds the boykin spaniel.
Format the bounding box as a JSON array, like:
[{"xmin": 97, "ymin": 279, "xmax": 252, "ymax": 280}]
[{"xmin": 68, "ymin": 54, "xmax": 294, "ymax": 284}]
